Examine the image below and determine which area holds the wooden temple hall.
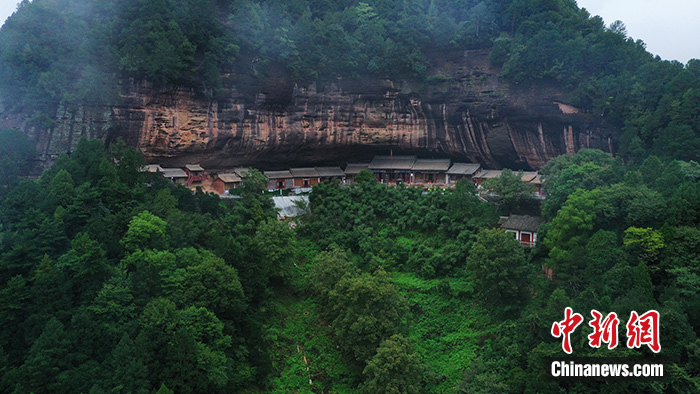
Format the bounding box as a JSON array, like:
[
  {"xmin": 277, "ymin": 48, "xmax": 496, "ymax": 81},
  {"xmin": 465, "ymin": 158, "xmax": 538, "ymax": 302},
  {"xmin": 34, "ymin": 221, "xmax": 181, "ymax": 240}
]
[
  {"xmin": 343, "ymin": 155, "xmax": 543, "ymax": 194},
  {"xmin": 143, "ymin": 156, "xmax": 544, "ymax": 196},
  {"xmin": 264, "ymin": 167, "xmax": 346, "ymax": 191},
  {"xmin": 344, "ymin": 155, "xmax": 483, "ymax": 185}
]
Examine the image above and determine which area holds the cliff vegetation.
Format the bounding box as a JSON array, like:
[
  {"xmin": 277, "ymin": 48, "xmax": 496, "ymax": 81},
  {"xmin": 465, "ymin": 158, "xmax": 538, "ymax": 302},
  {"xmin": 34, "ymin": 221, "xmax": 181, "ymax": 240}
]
[{"xmin": 1, "ymin": 0, "xmax": 700, "ymax": 164}]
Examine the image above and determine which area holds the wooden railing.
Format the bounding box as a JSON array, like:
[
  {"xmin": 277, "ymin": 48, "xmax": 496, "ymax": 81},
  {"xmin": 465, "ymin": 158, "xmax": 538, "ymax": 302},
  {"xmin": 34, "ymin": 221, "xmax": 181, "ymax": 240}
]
[{"xmin": 186, "ymin": 173, "xmax": 207, "ymax": 186}]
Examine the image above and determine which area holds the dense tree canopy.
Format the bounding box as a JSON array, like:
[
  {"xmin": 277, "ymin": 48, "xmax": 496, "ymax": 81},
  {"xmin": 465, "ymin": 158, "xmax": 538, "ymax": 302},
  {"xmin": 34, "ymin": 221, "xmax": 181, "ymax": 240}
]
[
  {"xmin": 0, "ymin": 129, "xmax": 35, "ymax": 196},
  {"xmin": 466, "ymin": 228, "xmax": 529, "ymax": 315},
  {"xmin": 481, "ymin": 169, "xmax": 537, "ymax": 215},
  {"xmin": 0, "ymin": 140, "xmax": 698, "ymax": 392},
  {"xmin": 0, "ymin": 138, "xmax": 284, "ymax": 392}
]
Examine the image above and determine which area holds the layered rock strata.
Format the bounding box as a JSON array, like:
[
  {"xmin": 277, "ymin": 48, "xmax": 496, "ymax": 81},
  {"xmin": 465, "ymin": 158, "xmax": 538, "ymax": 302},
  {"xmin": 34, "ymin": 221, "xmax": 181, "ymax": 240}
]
[{"xmin": 1, "ymin": 49, "xmax": 617, "ymax": 170}]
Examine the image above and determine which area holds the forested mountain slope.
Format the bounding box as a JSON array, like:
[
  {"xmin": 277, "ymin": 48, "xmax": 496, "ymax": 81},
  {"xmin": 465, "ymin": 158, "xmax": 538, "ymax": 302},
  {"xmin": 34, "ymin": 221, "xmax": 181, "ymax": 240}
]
[
  {"xmin": 1, "ymin": 137, "xmax": 699, "ymax": 392},
  {"xmin": 1, "ymin": 0, "xmax": 698, "ymax": 168},
  {"xmin": 1, "ymin": 1, "xmax": 700, "ymax": 393}
]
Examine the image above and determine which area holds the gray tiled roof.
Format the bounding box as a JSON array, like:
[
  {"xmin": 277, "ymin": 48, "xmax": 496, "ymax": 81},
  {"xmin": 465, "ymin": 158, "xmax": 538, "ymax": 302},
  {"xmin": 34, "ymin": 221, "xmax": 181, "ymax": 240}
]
[
  {"xmin": 447, "ymin": 163, "xmax": 481, "ymax": 175},
  {"xmin": 316, "ymin": 167, "xmax": 345, "ymax": 177},
  {"xmin": 500, "ymin": 215, "xmax": 545, "ymax": 232},
  {"xmin": 412, "ymin": 159, "xmax": 451, "ymax": 171},
  {"xmin": 290, "ymin": 167, "xmax": 320, "ymax": 178},
  {"xmin": 475, "ymin": 169, "xmax": 503, "ymax": 179},
  {"xmin": 520, "ymin": 171, "xmax": 538, "ymax": 182},
  {"xmin": 344, "ymin": 163, "xmax": 370, "ymax": 175},
  {"xmin": 233, "ymin": 167, "xmax": 252, "ymax": 176},
  {"xmin": 217, "ymin": 173, "xmax": 241, "ymax": 183},
  {"xmin": 265, "ymin": 170, "xmax": 293, "ymax": 179},
  {"xmin": 185, "ymin": 164, "xmax": 204, "ymax": 172},
  {"xmin": 161, "ymin": 168, "xmax": 187, "ymax": 178},
  {"xmin": 368, "ymin": 155, "xmax": 416, "ymax": 170}
]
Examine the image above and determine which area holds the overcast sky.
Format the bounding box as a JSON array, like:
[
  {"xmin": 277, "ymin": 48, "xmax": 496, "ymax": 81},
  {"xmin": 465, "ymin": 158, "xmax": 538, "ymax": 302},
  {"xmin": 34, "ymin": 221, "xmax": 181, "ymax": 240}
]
[
  {"xmin": 0, "ymin": 1, "xmax": 18, "ymax": 27},
  {"xmin": 576, "ymin": 0, "xmax": 700, "ymax": 63},
  {"xmin": 0, "ymin": 0, "xmax": 698, "ymax": 63}
]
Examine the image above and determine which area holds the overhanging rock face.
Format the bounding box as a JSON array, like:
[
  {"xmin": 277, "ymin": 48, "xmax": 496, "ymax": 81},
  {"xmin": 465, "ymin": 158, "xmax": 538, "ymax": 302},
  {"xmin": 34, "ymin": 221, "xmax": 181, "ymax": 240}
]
[{"xmin": 2, "ymin": 50, "xmax": 618, "ymax": 170}]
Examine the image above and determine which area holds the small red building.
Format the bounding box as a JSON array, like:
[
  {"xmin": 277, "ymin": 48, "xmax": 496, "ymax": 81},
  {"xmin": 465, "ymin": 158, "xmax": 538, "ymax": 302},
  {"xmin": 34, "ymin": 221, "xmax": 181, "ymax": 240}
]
[
  {"xmin": 265, "ymin": 170, "xmax": 294, "ymax": 190},
  {"xmin": 500, "ymin": 215, "xmax": 545, "ymax": 247},
  {"xmin": 290, "ymin": 168, "xmax": 320, "ymax": 188},
  {"xmin": 212, "ymin": 173, "xmax": 242, "ymax": 194},
  {"xmin": 184, "ymin": 164, "xmax": 207, "ymax": 186}
]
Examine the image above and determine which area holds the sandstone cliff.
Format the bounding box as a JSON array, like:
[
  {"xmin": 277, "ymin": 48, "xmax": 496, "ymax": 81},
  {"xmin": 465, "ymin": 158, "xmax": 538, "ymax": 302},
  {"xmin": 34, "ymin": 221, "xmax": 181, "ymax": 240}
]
[{"xmin": 1, "ymin": 49, "xmax": 617, "ymax": 170}]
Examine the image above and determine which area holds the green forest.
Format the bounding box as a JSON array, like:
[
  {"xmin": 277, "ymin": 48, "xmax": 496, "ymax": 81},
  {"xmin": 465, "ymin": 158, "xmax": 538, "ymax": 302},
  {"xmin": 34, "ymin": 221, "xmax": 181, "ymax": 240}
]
[
  {"xmin": 0, "ymin": 134, "xmax": 699, "ymax": 392},
  {"xmin": 1, "ymin": 0, "xmax": 700, "ymax": 392}
]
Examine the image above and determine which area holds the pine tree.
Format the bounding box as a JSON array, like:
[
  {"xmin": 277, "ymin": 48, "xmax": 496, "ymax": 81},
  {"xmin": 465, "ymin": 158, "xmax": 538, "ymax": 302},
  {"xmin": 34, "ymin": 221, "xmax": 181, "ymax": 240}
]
[
  {"xmin": 17, "ymin": 318, "xmax": 70, "ymax": 393},
  {"xmin": 103, "ymin": 333, "xmax": 150, "ymax": 394}
]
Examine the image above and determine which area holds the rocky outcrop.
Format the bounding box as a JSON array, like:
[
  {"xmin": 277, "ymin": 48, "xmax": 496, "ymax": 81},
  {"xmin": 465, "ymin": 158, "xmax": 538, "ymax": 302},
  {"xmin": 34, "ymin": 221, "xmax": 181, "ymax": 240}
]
[{"xmin": 1, "ymin": 49, "xmax": 618, "ymax": 170}]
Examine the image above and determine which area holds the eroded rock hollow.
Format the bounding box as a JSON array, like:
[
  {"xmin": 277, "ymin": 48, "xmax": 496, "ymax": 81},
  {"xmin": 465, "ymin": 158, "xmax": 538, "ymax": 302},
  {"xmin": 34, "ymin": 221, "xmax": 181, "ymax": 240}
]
[{"xmin": 3, "ymin": 50, "xmax": 618, "ymax": 170}]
